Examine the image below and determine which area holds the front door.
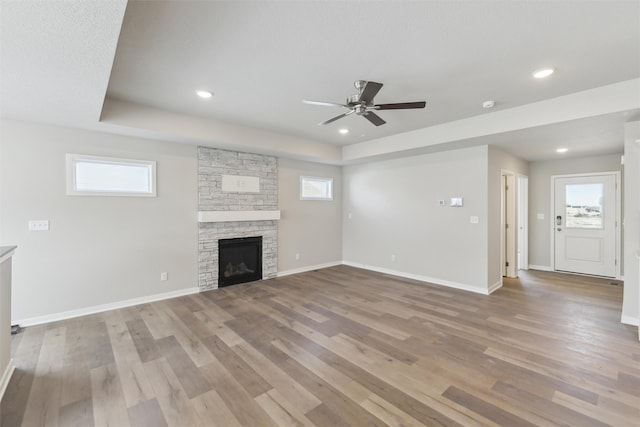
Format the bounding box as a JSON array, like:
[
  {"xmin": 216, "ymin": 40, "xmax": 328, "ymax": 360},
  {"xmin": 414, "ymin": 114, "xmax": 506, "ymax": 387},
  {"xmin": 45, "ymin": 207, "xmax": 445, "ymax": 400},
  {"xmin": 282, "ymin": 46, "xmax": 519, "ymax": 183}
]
[{"xmin": 553, "ymin": 173, "xmax": 617, "ymax": 278}]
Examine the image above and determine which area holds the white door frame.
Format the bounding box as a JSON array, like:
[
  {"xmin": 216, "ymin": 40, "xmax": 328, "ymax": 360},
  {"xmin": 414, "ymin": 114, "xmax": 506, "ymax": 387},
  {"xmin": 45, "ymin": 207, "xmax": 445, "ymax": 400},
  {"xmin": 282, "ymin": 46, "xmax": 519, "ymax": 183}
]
[
  {"xmin": 550, "ymin": 171, "xmax": 621, "ymax": 279},
  {"xmin": 501, "ymin": 170, "xmax": 517, "ymax": 278},
  {"xmin": 517, "ymin": 174, "xmax": 529, "ymax": 271}
]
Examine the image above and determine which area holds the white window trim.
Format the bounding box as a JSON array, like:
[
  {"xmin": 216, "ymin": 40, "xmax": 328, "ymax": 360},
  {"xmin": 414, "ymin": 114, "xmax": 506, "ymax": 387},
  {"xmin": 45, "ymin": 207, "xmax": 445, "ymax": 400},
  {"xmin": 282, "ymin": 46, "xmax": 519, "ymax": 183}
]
[
  {"xmin": 66, "ymin": 153, "xmax": 157, "ymax": 197},
  {"xmin": 300, "ymin": 175, "xmax": 333, "ymax": 201}
]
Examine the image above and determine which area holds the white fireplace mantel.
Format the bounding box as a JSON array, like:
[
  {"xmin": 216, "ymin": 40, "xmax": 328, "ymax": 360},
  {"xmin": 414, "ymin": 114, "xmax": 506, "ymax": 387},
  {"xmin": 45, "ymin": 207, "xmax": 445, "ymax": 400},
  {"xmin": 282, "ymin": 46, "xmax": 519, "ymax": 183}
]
[{"xmin": 198, "ymin": 210, "xmax": 281, "ymax": 223}]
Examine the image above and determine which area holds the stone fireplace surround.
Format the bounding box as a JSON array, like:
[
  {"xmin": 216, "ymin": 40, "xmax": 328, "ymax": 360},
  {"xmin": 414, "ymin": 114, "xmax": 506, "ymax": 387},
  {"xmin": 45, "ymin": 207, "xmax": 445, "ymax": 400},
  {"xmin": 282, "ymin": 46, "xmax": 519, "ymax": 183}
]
[{"xmin": 198, "ymin": 147, "xmax": 279, "ymax": 291}]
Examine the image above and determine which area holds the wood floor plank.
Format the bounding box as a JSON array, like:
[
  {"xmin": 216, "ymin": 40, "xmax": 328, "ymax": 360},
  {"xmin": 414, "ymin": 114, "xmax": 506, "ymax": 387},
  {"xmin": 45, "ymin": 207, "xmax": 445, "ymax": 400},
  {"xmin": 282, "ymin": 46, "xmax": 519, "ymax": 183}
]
[
  {"xmin": 58, "ymin": 397, "xmax": 94, "ymax": 427},
  {"xmin": 103, "ymin": 310, "xmax": 155, "ymax": 407},
  {"xmin": 4, "ymin": 266, "xmax": 638, "ymax": 426},
  {"xmin": 20, "ymin": 326, "xmax": 66, "ymax": 427},
  {"xmin": 127, "ymin": 398, "xmax": 169, "ymax": 427},
  {"xmin": 90, "ymin": 363, "xmax": 131, "ymax": 427},
  {"xmin": 126, "ymin": 319, "xmax": 161, "ymax": 363},
  {"xmin": 155, "ymin": 335, "xmax": 213, "ymax": 399},
  {"xmin": 552, "ymin": 390, "xmax": 633, "ymax": 426},
  {"xmin": 1, "ymin": 325, "xmax": 46, "ymax": 427},
  {"xmin": 202, "ymin": 334, "xmax": 272, "ymax": 398},
  {"xmin": 255, "ymin": 389, "xmax": 315, "ymax": 427},
  {"xmin": 442, "ymin": 385, "xmax": 538, "ymax": 427},
  {"xmin": 199, "ymin": 354, "xmax": 280, "ymax": 427},
  {"xmin": 143, "ymin": 358, "xmax": 204, "ymax": 427},
  {"xmin": 189, "ymin": 389, "xmax": 242, "ymax": 427},
  {"xmin": 231, "ymin": 341, "xmax": 322, "ymax": 413}
]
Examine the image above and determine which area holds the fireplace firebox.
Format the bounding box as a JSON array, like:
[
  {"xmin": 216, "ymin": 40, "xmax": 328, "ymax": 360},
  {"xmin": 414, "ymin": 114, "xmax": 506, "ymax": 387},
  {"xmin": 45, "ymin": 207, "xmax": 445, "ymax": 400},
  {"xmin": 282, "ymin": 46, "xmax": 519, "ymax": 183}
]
[{"xmin": 218, "ymin": 236, "xmax": 262, "ymax": 287}]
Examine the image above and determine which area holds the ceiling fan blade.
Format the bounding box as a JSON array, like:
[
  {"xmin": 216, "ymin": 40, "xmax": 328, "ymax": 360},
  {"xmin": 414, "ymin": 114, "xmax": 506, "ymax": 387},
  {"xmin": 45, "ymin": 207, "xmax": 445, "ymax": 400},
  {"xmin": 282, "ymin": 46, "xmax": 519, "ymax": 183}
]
[
  {"xmin": 318, "ymin": 110, "xmax": 354, "ymax": 126},
  {"xmin": 375, "ymin": 101, "xmax": 426, "ymax": 110},
  {"xmin": 363, "ymin": 111, "xmax": 386, "ymax": 126},
  {"xmin": 358, "ymin": 81, "xmax": 383, "ymax": 104},
  {"xmin": 303, "ymin": 99, "xmax": 348, "ymax": 108}
]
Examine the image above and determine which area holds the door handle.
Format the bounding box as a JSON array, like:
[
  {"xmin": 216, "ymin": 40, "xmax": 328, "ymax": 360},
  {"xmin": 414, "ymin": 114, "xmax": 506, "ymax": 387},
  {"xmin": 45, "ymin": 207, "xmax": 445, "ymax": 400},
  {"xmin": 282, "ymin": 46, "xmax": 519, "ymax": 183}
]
[{"xmin": 556, "ymin": 215, "xmax": 562, "ymax": 226}]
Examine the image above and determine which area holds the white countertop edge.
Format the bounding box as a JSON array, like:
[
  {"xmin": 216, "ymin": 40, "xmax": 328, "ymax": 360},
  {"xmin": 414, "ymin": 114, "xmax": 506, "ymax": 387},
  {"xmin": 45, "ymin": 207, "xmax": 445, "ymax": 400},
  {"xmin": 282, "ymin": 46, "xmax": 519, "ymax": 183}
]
[{"xmin": 0, "ymin": 247, "xmax": 16, "ymax": 264}]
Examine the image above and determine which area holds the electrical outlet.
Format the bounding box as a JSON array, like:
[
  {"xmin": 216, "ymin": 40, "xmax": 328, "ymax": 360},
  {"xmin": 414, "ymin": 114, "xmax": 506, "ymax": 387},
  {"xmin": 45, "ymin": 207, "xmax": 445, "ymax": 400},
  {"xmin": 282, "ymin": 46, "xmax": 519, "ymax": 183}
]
[
  {"xmin": 295, "ymin": 253, "xmax": 300, "ymax": 260},
  {"xmin": 470, "ymin": 216, "xmax": 479, "ymax": 224},
  {"xmin": 391, "ymin": 254, "xmax": 396, "ymax": 262},
  {"xmin": 28, "ymin": 220, "xmax": 49, "ymax": 231},
  {"xmin": 348, "ymin": 212, "xmax": 352, "ymax": 220},
  {"xmin": 160, "ymin": 272, "xmax": 168, "ymax": 281}
]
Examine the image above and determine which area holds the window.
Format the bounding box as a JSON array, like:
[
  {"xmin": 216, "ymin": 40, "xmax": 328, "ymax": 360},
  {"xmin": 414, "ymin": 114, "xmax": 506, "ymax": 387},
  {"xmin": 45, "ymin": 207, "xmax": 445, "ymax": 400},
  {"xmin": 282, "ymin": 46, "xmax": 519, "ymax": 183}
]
[
  {"xmin": 300, "ymin": 176, "xmax": 333, "ymax": 200},
  {"xmin": 66, "ymin": 154, "xmax": 156, "ymax": 196},
  {"xmin": 565, "ymin": 183, "xmax": 603, "ymax": 229}
]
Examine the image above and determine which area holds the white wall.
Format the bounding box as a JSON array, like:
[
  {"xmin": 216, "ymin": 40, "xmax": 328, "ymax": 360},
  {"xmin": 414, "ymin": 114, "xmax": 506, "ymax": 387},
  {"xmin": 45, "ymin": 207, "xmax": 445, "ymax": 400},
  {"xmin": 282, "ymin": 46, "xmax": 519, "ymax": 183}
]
[
  {"xmin": 343, "ymin": 146, "xmax": 490, "ymax": 293},
  {"xmin": 487, "ymin": 146, "xmax": 529, "ymax": 286},
  {"xmin": 277, "ymin": 158, "xmax": 342, "ymax": 274},
  {"xmin": 0, "ymin": 120, "xmax": 198, "ymax": 324},
  {"xmin": 623, "ymin": 121, "xmax": 640, "ymax": 328},
  {"xmin": 528, "ymin": 153, "xmax": 622, "ymax": 270}
]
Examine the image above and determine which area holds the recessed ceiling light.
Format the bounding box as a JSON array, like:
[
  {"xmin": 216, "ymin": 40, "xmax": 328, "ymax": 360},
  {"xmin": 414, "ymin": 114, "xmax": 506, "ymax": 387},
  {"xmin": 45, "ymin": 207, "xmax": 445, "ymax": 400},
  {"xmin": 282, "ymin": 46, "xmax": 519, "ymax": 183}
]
[
  {"xmin": 556, "ymin": 148, "xmax": 568, "ymax": 153},
  {"xmin": 196, "ymin": 90, "xmax": 213, "ymax": 99},
  {"xmin": 339, "ymin": 128, "xmax": 349, "ymax": 135},
  {"xmin": 533, "ymin": 68, "xmax": 554, "ymax": 79}
]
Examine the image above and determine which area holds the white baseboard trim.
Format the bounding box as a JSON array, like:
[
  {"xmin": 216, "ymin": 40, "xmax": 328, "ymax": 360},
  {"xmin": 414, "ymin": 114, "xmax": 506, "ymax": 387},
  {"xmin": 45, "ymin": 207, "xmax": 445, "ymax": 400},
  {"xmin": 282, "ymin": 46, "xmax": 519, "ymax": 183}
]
[
  {"xmin": 488, "ymin": 279, "xmax": 503, "ymax": 294},
  {"xmin": 14, "ymin": 287, "xmax": 200, "ymax": 327},
  {"xmin": 342, "ymin": 261, "xmax": 493, "ymax": 295},
  {"xmin": 528, "ymin": 264, "xmax": 553, "ymax": 272},
  {"xmin": 277, "ymin": 261, "xmax": 343, "ymax": 277},
  {"xmin": 621, "ymin": 315, "xmax": 640, "ymax": 327},
  {"xmin": 0, "ymin": 359, "xmax": 15, "ymax": 403}
]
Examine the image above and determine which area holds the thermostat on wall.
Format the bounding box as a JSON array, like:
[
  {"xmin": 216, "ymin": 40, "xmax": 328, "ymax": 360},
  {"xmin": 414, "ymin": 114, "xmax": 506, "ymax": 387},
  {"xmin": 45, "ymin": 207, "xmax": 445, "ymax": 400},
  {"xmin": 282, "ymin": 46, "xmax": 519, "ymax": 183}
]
[{"xmin": 451, "ymin": 197, "xmax": 463, "ymax": 207}]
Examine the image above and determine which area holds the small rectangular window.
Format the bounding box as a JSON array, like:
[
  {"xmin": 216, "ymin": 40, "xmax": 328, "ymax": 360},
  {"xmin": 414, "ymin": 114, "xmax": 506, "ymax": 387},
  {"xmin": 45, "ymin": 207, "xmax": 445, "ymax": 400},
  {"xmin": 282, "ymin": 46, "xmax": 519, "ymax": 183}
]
[
  {"xmin": 67, "ymin": 154, "xmax": 156, "ymax": 196},
  {"xmin": 300, "ymin": 176, "xmax": 333, "ymax": 200}
]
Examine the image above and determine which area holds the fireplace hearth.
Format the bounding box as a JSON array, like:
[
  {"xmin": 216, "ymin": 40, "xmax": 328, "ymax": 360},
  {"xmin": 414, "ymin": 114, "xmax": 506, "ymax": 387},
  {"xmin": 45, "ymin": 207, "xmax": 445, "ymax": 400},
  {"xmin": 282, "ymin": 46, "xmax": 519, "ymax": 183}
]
[{"xmin": 218, "ymin": 236, "xmax": 262, "ymax": 287}]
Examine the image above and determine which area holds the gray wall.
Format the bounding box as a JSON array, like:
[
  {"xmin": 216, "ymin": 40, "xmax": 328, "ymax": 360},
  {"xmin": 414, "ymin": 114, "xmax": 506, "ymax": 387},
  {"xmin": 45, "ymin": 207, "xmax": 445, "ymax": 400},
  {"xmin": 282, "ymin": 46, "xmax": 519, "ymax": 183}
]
[
  {"xmin": 277, "ymin": 158, "xmax": 342, "ymax": 273},
  {"xmin": 623, "ymin": 121, "xmax": 640, "ymax": 326},
  {"xmin": 1, "ymin": 120, "xmax": 199, "ymax": 324},
  {"xmin": 343, "ymin": 146, "xmax": 490, "ymax": 292},
  {"xmin": 0, "ymin": 120, "xmax": 346, "ymax": 323},
  {"xmin": 528, "ymin": 153, "xmax": 622, "ymax": 269},
  {"xmin": 487, "ymin": 146, "xmax": 529, "ymax": 285}
]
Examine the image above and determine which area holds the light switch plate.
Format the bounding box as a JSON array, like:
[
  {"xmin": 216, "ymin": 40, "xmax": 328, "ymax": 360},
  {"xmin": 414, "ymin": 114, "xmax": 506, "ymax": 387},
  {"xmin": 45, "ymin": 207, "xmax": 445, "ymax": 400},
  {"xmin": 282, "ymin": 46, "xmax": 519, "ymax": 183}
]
[
  {"xmin": 28, "ymin": 220, "xmax": 49, "ymax": 231},
  {"xmin": 537, "ymin": 213, "xmax": 545, "ymax": 220},
  {"xmin": 451, "ymin": 197, "xmax": 463, "ymax": 207}
]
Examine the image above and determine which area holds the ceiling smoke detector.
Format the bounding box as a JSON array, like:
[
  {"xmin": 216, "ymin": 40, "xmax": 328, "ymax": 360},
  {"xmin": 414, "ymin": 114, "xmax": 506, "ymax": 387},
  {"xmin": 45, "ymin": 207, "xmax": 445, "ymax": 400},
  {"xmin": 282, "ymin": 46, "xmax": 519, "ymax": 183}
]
[{"xmin": 482, "ymin": 100, "xmax": 495, "ymax": 109}]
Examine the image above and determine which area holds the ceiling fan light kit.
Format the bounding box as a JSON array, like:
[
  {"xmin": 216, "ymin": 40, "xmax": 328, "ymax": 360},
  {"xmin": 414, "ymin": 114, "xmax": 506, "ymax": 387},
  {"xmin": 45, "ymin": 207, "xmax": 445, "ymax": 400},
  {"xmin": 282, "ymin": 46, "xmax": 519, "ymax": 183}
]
[{"xmin": 303, "ymin": 80, "xmax": 426, "ymax": 127}]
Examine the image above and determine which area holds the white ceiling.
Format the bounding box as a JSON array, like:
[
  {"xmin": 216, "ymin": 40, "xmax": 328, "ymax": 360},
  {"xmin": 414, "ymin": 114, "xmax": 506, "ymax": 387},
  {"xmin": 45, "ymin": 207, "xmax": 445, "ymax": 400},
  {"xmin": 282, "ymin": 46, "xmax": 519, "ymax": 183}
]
[{"xmin": 1, "ymin": 0, "xmax": 639, "ymax": 164}]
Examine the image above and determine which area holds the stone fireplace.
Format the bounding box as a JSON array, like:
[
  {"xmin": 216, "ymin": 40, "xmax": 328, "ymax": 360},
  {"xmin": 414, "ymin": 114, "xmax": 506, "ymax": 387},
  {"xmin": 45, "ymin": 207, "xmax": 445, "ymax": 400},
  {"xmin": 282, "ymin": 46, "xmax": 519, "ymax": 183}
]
[{"xmin": 198, "ymin": 147, "xmax": 279, "ymax": 290}]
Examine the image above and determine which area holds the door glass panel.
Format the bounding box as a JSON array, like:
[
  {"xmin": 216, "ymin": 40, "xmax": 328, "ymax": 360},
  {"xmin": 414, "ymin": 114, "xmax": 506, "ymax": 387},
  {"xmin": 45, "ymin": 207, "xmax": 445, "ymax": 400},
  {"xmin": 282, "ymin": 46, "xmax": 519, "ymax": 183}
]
[{"xmin": 565, "ymin": 183, "xmax": 603, "ymax": 229}]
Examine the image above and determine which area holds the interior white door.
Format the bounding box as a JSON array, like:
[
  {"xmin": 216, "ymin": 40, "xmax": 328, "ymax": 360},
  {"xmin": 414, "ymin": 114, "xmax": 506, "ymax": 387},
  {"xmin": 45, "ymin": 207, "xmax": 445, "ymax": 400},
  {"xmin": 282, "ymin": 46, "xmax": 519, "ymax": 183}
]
[{"xmin": 553, "ymin": 174, "xmax": 617, "ymax": 277}]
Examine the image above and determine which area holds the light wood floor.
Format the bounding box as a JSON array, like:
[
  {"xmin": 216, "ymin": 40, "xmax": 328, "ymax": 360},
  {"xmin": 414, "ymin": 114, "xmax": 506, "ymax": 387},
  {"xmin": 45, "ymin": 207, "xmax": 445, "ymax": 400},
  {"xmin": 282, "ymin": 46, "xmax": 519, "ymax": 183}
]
[{"xmin": 2, "ymin": 266, "xmax": 639, "ymax": 426}]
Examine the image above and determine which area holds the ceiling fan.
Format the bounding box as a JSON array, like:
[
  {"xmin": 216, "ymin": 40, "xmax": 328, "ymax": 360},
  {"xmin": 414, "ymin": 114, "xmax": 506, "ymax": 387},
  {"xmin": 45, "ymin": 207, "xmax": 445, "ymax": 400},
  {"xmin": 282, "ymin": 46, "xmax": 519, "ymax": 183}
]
[{"xmin": 303, "ymin": 80, "xmax": 426, "ymax": 127}]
